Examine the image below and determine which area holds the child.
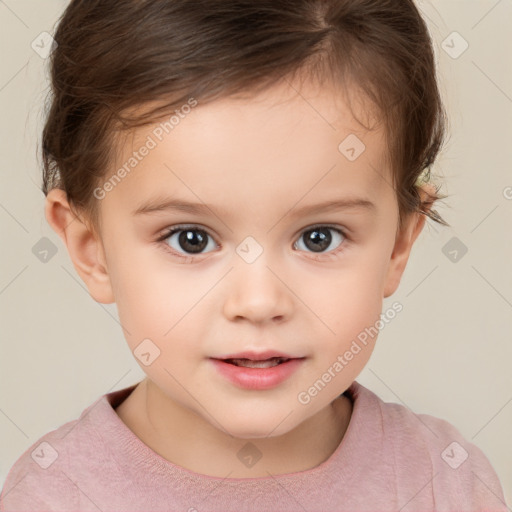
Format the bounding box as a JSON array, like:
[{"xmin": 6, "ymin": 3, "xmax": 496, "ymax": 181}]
[{"xmin": 1, "ymin": 0, "xmax": 508, "ymax": 510}]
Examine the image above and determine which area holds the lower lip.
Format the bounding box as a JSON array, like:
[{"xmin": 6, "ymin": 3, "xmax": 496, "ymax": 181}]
[{"xmin": 210, "ymin": 358, "xmax": 304, "ymax": 390}]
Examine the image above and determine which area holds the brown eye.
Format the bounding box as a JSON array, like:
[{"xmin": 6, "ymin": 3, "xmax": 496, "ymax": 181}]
[
  {"xmin": 159, "ymin": 226, "xmax": 217, "ymax": 255},
  {"xmin": 294, "ymin": 226, "xmax": 345, "ymax": 254}
]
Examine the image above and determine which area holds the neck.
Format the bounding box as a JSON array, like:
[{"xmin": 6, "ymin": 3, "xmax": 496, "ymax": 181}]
[{"xmin": 116, "ymin": 378, "xmax": 353, "ymax": 478}]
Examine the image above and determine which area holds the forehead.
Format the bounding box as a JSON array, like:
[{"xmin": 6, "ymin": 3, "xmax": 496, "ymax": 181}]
[{"xmin": 109, "ymin": 79, "xmax": 393, "ymax": 210}]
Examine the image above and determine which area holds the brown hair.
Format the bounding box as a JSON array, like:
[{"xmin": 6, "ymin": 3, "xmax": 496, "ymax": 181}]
[{"xmin": 41, "ymin": 0, "xmax": 450, "ymax": 235}]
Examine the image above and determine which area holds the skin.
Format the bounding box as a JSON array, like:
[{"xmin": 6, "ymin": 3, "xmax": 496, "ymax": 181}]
[{"xmin": 45, "ymin": 77, "xmax": 433, "ymax": 478}]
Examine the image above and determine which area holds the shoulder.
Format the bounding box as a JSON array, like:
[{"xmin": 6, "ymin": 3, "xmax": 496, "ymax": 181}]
[
  {"xmin": 353, "ymin": 383, "xmax": 507, "ymax": 510},
  {"xmin": 0, "ymin": 392, "xmax": 114, "ymax": 512}
]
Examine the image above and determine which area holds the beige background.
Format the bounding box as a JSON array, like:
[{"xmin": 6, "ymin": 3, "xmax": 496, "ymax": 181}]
[{"xmin": 1, "ymin": 0, "xmax": 511, "ymax": 506}]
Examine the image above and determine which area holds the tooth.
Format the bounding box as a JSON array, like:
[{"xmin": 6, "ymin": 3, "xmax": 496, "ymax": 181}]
[{"xmin": 229, "ymin": 357, "xmax": 283, "ymax": 368}]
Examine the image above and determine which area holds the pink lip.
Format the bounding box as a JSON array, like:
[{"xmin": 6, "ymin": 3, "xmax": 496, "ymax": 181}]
[
  {"xmin": 210, "ymin": 358, "xmax": 305, "ymax": 390},
  {"xmin": 214, "ymin": 350, "xmax": 297, "ymax": 361}
]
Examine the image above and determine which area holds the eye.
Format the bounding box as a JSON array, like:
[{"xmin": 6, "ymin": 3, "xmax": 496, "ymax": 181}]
[
  {"xmin": 156, "ymin": 223, "xmax": 348, "ymax": 261},
  {"xmin": 294, "ymin": 225, "xmax": 347, "ymax": 257},
  {"xmin": 157, "ymin": 225, "xmax": 218, "ymax": 257}
]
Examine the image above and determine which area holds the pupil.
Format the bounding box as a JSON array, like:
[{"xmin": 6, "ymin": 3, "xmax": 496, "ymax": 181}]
[
  {"xmin": 179, "ymin": 230, "xmax": 207, "ymax": 253},
  {"xmin": 305, "ymin": 228, "xmax": 331, "ymax": 252}
]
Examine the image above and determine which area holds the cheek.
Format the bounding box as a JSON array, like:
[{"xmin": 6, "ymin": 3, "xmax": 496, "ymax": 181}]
[
  {"xmin": 295, "ymin": 248, "xmax": 390, "ymax": 358},
  {"xmin": 105, "ymin": 244, "xmax": 172, "ymax": 337},
  {"xmin": 109, "ymin": 246, "xmax": 215, "ymax": 357}
]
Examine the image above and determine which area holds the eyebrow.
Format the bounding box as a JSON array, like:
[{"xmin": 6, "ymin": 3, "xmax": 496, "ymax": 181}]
[{"xmin": 133, "ymin": 196, "xmax": 377, "ymax": 218}]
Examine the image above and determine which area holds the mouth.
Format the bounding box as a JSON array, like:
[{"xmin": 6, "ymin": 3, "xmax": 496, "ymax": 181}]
[
  {"xmin": 210, "ymin": 356, "xmax": 305, "ymax": 390},
  {"xmin": 219, "ymin": 357, "xmax": 292, "ymax": 368}
]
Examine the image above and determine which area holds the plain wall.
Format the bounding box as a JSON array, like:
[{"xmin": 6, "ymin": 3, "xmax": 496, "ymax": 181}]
[{"xmin": 1, "ymin": 0, "xmax": 511, "ymax": 505}]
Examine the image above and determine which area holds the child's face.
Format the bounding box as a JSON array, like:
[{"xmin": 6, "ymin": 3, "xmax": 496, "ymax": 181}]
[{"xmin": 55, "ymin": 79, "xmax": 425, "ymax": 438}]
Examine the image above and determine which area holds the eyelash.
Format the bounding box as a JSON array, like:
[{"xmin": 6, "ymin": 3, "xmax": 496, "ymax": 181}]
[{"xmin": 155, "ymin": 223, "xmax": 349, "ymax": 262}]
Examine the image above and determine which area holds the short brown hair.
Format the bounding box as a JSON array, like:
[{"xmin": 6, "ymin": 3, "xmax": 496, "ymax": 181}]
[{"xmin": 41, "ymin": 0, "xmax": 450, "ymax": 234}]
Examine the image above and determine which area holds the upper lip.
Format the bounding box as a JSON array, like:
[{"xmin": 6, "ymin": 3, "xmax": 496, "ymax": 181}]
[{"xmin": 212, "ymin": 350, "xmax": 302, "ymax": 361}]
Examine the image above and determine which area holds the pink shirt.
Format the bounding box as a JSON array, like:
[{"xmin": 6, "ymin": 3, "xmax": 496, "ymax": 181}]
[{"xmin": 1, "ymin": 381, "xmax": 508, "ymax": 511}]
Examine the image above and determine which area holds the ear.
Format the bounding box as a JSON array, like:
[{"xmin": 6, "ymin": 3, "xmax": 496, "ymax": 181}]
[
  {"xmin": 45, "ymin": 188, "xmax": 115, "ymax": 304},
  {"xmin": 383, "ymin": 185, "xmax": 434, "ymax": 298}
]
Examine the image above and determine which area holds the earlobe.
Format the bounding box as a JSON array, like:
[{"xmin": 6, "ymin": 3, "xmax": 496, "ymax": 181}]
[{"xmin": 45, "ymin": 188, "xmax": 115, "ymax": 304}]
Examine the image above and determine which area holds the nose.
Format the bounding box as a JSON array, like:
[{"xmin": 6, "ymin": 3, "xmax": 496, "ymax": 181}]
[{"xmin": 222, "ymin": 253, "xmax": 294, "ymax": 324}]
